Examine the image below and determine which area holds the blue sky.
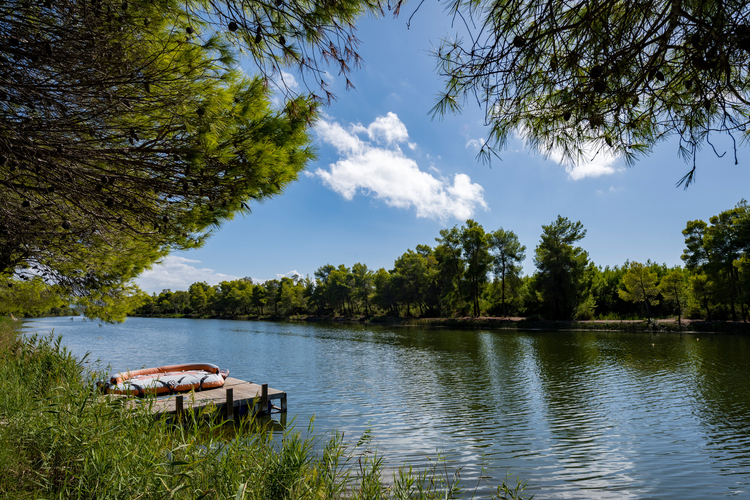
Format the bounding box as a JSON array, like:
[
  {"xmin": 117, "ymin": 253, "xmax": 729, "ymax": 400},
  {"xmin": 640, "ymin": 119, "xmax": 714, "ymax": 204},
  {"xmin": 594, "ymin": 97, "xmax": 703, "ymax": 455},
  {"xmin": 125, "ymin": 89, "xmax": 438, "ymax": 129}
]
[{"xmin": 137, "ymin": 4, "xmax": 750, "ymax": 294}]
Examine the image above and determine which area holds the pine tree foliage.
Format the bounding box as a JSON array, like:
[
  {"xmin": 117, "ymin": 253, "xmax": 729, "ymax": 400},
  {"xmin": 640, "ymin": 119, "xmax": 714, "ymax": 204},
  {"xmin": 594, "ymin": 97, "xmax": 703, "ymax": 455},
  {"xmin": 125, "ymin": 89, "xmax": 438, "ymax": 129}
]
[
  {"xmin": 429, "ymin": 0, "xmax": 750, "ymax": 184},
  {"xmin": 0, "ymin": 0, "xmax": 375, "ymax": 301},
  {"xmin": 619, "ymin": 261, "xmax": 660, "ymax": 319},
  {"xmin": 533, "ymin": 215, "xmax": 588, "ymax": 320}
]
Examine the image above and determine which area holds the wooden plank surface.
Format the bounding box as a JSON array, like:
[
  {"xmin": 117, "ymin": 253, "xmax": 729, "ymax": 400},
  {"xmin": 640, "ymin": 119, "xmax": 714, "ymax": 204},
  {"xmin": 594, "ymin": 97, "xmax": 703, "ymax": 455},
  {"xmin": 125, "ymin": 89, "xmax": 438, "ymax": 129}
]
[{"xmin": 139, "ymin": 377, "xmax": 286, "ymax": 416}]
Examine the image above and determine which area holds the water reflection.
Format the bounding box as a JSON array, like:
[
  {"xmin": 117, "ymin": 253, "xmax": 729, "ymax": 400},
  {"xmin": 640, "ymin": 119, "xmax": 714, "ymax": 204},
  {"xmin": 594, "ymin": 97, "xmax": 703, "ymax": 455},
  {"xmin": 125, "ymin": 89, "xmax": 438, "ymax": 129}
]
[{"xmin": 23, "ymin": 317, "xmax": 750, "ymax": 499}]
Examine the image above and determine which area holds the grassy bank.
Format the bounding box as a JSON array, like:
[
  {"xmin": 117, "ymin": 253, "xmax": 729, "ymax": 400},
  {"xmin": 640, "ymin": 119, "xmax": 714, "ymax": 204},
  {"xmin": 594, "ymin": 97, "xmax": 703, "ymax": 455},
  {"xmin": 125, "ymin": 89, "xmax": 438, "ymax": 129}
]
[{"xmin": 0, "ymin": 319, "xmax": 528, "ymax": 499}]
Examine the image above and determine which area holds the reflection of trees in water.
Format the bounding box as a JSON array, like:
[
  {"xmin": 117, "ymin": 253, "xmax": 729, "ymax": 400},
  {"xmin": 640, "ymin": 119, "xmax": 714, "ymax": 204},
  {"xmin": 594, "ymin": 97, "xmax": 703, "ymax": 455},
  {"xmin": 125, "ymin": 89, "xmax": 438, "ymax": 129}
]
[
  {"xmin": 685, "ymin": 336, "xmax": 750, "ymax": 463},
  {"xmin": 334, "ymin": 328, "xmax": 539, "ymax": 478},
  {"xmin": 525, "ymin": 331, "xmax": 750, "ymax": 480},
  {"xmin": 295, "ymin": 323, "xmax": 750, "ymax": 490},
  {"xmin": 525, "ymin": 332, "xmax": 616, "ymax": 468}
]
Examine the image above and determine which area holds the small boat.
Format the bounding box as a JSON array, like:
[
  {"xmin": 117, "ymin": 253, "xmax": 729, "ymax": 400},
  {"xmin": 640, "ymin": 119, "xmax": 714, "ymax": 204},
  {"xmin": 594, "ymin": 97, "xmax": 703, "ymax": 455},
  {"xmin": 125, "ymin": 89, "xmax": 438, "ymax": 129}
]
[{"xmin": 106, "ymin": 362, "xmax": 229, "ymax": 397}]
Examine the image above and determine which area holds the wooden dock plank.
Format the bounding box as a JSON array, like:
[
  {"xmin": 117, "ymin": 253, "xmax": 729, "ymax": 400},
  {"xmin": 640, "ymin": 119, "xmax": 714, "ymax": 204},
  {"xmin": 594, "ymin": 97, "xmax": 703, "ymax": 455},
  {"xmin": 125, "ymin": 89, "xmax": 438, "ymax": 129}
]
[{"xmin": 133, "ymin": 377, "xmax": 287, "ymax": 419}]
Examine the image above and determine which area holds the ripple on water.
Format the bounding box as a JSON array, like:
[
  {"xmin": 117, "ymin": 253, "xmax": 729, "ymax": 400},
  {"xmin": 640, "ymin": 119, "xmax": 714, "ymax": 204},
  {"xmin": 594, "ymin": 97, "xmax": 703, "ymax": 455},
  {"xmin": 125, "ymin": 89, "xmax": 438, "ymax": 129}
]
[{"xmin": 22, "ymin": 319, "xmax": 750, "ymax": 499}]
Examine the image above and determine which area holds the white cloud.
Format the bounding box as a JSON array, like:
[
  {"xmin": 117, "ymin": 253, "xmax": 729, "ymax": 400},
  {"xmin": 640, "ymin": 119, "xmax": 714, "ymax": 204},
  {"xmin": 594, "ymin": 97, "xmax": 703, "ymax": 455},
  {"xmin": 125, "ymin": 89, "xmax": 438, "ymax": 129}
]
[
  {"xmin": 136, "ymin": 256, "xmax": 240, "ymax": 294},
  {"xmin": 514, "ymin": 128, "xmax": 623, "ymax": 180},
  {"xmin": 276, "ymin": 270, "xmax": 302, "ymax": 280},
  {"xmin": 350, "ymin": 112, "xmax": 409, "ymax": 145},
  {"xmin": 465, "ymin": 138, "xmax": 485, "ymax": 151},
  {"xmin": 548, "ymin": 147, "xmax": 622, "ymax": 180},
  {"xmin": 280, "ymin": 71, "xmax": 299, "ymax": 91},
  {"xmin": 597, "ymin": 186, "xmax": 624, "ymax": 195},
  {"xmin": 313, "ymin": 113, "xmax": 488, "ymax": 222}
]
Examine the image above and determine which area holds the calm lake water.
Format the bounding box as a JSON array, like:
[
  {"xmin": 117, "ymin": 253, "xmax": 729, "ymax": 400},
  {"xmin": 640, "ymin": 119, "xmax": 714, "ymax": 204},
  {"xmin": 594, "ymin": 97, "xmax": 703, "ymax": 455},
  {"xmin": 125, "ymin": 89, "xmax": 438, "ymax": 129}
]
[{"xmin": 22, "ymin": 316, "xmax": 750, "ymax": 499}]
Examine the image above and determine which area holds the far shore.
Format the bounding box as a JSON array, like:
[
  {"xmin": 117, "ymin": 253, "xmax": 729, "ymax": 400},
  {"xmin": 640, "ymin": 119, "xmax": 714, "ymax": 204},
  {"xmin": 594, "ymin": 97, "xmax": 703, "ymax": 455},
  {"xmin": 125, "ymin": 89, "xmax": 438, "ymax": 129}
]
[{"xmin": 126, "ymin": 313, "xmax": 750, "ymax": 334}]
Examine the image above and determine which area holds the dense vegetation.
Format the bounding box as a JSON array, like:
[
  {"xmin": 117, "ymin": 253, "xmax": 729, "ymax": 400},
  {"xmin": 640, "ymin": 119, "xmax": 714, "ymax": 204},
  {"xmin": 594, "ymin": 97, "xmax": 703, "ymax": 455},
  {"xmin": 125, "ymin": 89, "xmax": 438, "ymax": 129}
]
[
  {"xmin": 132, "ymin": 201, "xmax": 750, "ymax": 323},
  {"xmin": 0, "ymin": 0, "xmax": 377, "ymax": 320},
  {"xmin": 0, "ymin": 318, "xmax": 528, "ymax": 499}
]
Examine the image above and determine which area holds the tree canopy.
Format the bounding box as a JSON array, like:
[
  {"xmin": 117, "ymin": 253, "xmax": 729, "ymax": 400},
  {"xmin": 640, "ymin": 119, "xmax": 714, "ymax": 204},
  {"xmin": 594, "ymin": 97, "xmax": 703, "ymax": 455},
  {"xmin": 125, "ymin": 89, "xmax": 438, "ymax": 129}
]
[
  {"xmin": 123, "ymin": 203, "xmax": 750, "ymax": 323},
  {"xmin": 431, "ymin": 0, "xmax": 750, "ymax": 185},
  {"xmin": 619, "ymin": 261, "xmax": 660, "ymax": 319},
  {"xmin": 0, "ymin": 0, "xmax": 378, "ymax": 314},
  {"xmin": 681, "ymin": 199, "xmax": 750, "ymax": 320},
  {"xmin": 533, "ymin": 215, "xmax": 588, "ymax": 320}
]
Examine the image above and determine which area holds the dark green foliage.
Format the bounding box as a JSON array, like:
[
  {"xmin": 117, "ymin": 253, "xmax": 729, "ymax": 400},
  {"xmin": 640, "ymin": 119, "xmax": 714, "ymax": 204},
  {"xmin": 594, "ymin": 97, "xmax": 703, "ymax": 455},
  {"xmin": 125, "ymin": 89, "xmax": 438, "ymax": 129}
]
[
  {"xmin": 489, "ymin": 228, "xmax": 526, "ymax": 316},
  {"xmin": 0, "ymin": 0, "xmax": 386, "ymax": 320},
  {"xmin": 533, "ymin": 216, "xmax": 589, "ymax": 320},
  {"xmin": 681, "ymin": 200, "xmax": 750, "ymax": 321}
]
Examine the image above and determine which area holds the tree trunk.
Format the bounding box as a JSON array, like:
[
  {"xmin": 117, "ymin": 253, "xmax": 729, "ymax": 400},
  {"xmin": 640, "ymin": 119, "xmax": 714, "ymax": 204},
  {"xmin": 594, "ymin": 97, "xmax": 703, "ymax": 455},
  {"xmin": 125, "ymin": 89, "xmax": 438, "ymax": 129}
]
[
  {"xmin": 734, "ymin": 266, "xmax": 747, "ymax": 322},
  {"xmin": 501, "ymin": 271, "xmax": 507, "ymax": 317}
]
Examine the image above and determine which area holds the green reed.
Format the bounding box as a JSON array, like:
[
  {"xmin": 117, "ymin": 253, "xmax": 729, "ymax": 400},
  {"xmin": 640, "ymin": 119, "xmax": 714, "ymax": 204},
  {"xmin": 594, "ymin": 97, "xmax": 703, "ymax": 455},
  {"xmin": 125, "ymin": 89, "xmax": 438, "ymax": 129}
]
[{"xmin": 0, "ymin": 325, "xmax": 529, "ymax": 499}]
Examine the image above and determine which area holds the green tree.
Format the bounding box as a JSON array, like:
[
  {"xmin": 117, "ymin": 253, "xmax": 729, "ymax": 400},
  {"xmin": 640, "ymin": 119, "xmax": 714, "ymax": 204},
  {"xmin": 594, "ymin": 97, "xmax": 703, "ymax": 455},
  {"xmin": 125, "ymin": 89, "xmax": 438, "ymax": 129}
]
[
  {"xmin": 351, "ymin": 263, "xmax": 374, "ymax": 316},
  {"xmin": 574, "ymin": 262, "xmax": 601, "ymax": 320},
  {"xmin": 189, "ymin": 282, "xmax": 213, "ymax": 316},
  {"xmin": 619, "ymin": 262, "xmax": 660, "ymax": 320},
  {"xmin": 430, "ymin": 0, "xmax": 750, "ymax": 185},
  {"xmin": 263, "ymin": 280, "xmax": 281, "ymax": 316},
  {"xmin": 458, "ymin": 220, "xmax": 492, "ymax": 317},
  {"xmin": 310, "ymin": 264, "xmax": 336, "ymax": 313},
  {"xmin": 251, "ymin": 285, "xmax": 268, "ymax": 316},
  {"xmin": 735, "ymin": 255, "xmax": 750, "ymax": 316},
  {"xmin": 278, "ymin": 276, "xmax": 305, "ymax": 316},
  {"xmin": 157, "ymin": 291, "xmax": 175, "ymax": 315},
  {"xmin": 0, "ymin": 277, "xmax": 65, "ymax": 317},
  {"xmin": 682, "ymin": 201, "xmax": 750, "ymax": 321},
  {"xmin": 413, "ymin": 245, "xmax": 442, "ymax": 317},
  {"xmin": 660, "ymin": 268, "xmax": 688, "ymax": 328},
  {"xmin": 372, "ymin": 268, "xmax": 398, "ymax": 316},
  {"xmin": 533, "ymin": 215, "xmax": 588, "ymax": 320},
  {"xmin": 488, "ymin": 228, "xmax": 526, "ymax": 316},
  {"xmin": 326, "ymin": 265, "xmax": 354, "ymax": 316},
  {"xmin": 689, "ymin": 272, "xmax": 715, "ymax": 320},
  {"xmin": 587, "ymin": 264, "xmax": 630, "ymax": 319},
  {"xmin": 433, "ymin": 229, "xmax": 467, "ymax": 316},
  {"xmin": 392, "ymin": 250, "xmax": 430, "ymax": 316},
  {"xmin": 1, "ymin": 0, "xmax": 378, "ymax": 318}
]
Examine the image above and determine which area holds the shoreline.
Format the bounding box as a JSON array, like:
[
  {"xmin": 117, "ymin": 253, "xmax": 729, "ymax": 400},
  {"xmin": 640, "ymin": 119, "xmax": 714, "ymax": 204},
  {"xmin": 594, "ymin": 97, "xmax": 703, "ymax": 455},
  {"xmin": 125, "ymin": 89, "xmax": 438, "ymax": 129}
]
[{"xmin": 126, "ymin": 313, "xmax": 750, "ymax": 334}]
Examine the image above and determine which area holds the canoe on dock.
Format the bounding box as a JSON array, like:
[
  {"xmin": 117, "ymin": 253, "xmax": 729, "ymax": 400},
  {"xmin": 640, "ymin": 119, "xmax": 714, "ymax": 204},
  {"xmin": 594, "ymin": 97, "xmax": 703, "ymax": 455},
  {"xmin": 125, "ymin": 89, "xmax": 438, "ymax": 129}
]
[{"xmin": 106, "ymin": 363, "xmax": 230, "ymax": 397}]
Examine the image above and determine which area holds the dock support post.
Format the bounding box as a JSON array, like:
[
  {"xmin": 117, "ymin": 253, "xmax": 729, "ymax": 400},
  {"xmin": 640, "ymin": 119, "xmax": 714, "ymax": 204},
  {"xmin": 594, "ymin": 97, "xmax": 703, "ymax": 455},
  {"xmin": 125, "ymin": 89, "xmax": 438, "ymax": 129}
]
[
  {"xmin": 225, "ymin": 388, "xmax": 234, "ymax": 421},
  {"xmin": 175, "ymin": 395, "xmax": 183, "ymax": 419},
  {"xmin": 280, "ymin": 394, "xmax": 287, "ymax": 413},
  {"xmin": 261, "ymin": 383, "xmax": 268, "ymax": 415}
]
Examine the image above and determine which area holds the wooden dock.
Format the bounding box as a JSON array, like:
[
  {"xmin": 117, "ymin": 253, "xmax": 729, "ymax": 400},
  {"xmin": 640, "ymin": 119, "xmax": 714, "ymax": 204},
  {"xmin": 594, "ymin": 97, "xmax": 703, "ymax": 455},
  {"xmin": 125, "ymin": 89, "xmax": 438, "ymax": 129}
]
[{"xmin": 134, "ymin": 377, "xmax": 287, "ymax": 421}]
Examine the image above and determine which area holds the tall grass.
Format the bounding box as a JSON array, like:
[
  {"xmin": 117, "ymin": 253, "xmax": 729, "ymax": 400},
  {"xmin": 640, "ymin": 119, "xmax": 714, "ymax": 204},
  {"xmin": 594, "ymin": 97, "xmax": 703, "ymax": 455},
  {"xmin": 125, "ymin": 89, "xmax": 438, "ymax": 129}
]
[{"xmin": 0, "ymin": 324, "xmax": 530, "ymax": 499}]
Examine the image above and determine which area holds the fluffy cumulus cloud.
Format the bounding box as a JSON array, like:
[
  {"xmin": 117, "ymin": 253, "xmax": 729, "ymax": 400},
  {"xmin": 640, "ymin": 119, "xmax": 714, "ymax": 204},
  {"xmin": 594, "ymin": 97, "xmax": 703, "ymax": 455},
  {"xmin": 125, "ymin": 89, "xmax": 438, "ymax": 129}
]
[
  {"xmin": 515, "ymin": 128, "xmax": 623, "ymax": 180},
  {"xmin": 136, "ymin": 256, "xmax": 240, "ymax": 294},
  {"xmin": 542, "ymin": 141, "xmax": 623, "ymax": 180},
  {"xmin": 311, "ymin": 113, "xmax": 487, "ymax": 221},
  {"xmin": 552, "ymin": 149, "xmax": 622, "ymax": 181}
]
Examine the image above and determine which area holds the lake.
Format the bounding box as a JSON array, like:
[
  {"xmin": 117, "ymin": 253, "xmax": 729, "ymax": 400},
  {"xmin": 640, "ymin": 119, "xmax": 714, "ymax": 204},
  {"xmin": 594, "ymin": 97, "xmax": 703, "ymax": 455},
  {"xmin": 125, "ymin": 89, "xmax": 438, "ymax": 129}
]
[{"xmin": 23, "ymin": 316, "xmax": 750, "ymax": 499}]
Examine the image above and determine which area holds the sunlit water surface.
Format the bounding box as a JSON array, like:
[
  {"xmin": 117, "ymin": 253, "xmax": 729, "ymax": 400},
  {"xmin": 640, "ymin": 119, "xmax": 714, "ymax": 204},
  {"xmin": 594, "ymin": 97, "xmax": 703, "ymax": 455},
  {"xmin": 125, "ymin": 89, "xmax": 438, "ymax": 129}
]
[{"xmin": 23, "ymin": 317, "xmax": 750, "ymax": 499}]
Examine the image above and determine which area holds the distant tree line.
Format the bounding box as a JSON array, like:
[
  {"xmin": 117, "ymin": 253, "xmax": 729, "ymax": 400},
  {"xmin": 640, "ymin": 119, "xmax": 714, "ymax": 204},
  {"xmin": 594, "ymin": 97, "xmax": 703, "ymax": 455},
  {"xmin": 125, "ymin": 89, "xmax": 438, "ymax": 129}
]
[{"xmin": 130, "ymin": 200, "xmax": 750, "ymax": 322}]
